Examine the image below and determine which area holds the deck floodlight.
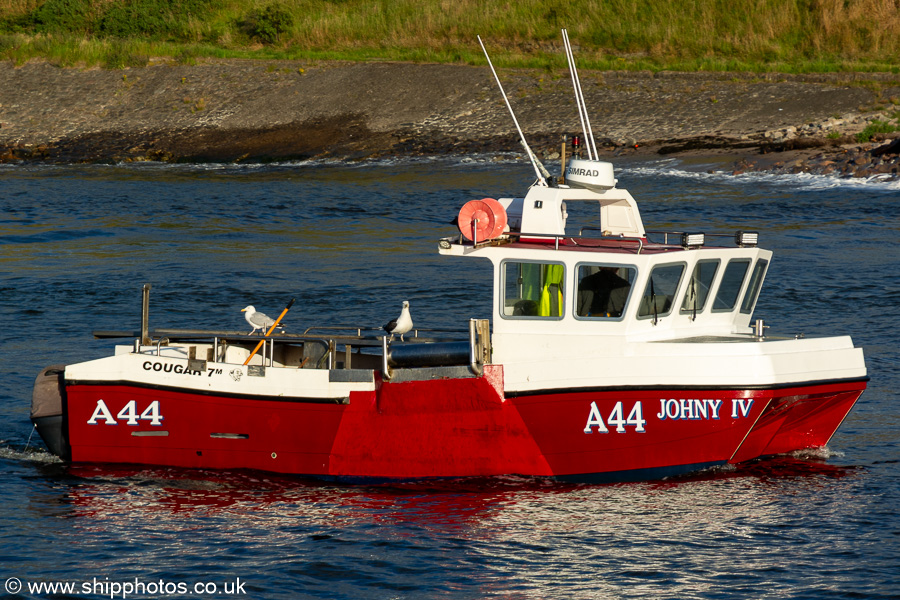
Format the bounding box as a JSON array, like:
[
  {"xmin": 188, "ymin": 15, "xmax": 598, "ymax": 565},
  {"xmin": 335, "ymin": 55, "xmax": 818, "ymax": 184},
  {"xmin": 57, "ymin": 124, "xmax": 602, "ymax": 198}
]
[
  {"xmin": 681, "ymin": 232, "xmax": 705, "ymax": 248},
  {"xmin": 735, "ymin": 231, "xmax": 759, "ymax": 247}
]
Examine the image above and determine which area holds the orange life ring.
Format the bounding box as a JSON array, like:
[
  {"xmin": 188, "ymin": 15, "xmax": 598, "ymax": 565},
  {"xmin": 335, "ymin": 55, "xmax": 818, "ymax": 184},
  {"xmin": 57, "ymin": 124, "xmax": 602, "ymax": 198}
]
[{"xmin": 457, "ymin": 198, "xmax": 507, "ymax": 242}]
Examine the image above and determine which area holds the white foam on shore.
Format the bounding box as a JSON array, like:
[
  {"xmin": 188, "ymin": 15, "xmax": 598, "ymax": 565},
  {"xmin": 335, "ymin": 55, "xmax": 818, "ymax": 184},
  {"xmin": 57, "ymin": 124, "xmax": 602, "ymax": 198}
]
[
  {"xmin": 3, "ymin": 153, "xmax": 898, "ymax": 190},
  {"xmin": 0, "ymin": 154, "xmax": 501, "ymax": 174},
  {"xmin": 618, "ymin": 157, "xmax": 900, "ymax": 191}
]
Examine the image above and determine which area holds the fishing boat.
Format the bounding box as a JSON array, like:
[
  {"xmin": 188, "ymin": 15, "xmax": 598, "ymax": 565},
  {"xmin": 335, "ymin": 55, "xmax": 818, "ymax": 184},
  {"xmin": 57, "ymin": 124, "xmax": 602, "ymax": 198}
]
[{"xmin": 29, "ymin": 34, "xmax": 867, "ymax": 483}]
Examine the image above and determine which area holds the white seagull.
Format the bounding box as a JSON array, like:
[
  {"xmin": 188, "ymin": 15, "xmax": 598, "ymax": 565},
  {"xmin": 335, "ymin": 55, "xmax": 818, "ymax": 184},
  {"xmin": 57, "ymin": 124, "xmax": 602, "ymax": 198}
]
[
  {"xmin": 241, "ymin": 305, "xmax": 281, "ymax": 335},
  {"xmin": 383, "ymin": 300, "xmax": 413, "ymax": 341}
]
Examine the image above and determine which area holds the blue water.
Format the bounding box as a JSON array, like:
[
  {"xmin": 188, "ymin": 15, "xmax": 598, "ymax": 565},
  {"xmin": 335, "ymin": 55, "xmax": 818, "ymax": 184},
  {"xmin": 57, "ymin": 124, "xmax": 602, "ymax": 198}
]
[{"xmin": 1, "ymin": 158, "xmax": 898, "ymax": 599}]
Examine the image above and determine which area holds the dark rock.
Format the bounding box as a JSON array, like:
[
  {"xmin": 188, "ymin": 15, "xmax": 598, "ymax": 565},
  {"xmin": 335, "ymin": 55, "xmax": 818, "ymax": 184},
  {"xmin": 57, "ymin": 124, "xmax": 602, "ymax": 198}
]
[{"xmin": 871, "ymin": 138, "xmax": 900, "ymax": 157}]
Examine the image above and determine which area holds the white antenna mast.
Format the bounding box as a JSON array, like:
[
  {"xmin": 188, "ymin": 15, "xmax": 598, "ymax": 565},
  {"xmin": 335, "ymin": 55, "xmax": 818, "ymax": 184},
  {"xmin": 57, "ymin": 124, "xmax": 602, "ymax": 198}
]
[
  {"xmin": 478, "ymin": 35, "xmax": 548, "ymax": 187},
  {"xmin": 562, "ymin": 28, "xmax": 598, "ymax": 160}
]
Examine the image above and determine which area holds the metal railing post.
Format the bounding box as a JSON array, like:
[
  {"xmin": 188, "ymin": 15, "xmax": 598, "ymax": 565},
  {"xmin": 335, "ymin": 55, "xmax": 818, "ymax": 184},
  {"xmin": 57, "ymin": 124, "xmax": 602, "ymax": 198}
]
[{"xmin": 141, "ymin": 284, "xmax": 152, "ymax": 345}]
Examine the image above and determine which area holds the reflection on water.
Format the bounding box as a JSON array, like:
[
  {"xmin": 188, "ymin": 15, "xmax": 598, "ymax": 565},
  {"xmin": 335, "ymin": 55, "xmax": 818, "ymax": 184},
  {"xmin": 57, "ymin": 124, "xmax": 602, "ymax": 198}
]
[
  {"xmin": 10, "ymin": 455, "xmax": 888, "ymax": 599},
  {"xmin": 48, "ymin": 454, "xmax": 858, "ymax": 522},
  {"xmin": 2, "ymin": 158, "xmax": 898, "ymax": 599}
]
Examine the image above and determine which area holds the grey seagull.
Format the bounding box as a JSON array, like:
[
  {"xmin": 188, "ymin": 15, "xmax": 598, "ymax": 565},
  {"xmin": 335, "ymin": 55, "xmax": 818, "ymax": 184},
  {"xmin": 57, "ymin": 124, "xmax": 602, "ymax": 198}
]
[{"xmin": 241, "ymin": 305, "xmax": 282, "ymax": 335}]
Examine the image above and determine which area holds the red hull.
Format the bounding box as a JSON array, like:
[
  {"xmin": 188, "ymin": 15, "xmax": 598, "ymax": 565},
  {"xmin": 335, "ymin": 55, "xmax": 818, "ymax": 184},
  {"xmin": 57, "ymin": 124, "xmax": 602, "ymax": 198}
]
[{"xmin": 62, "ymin": 366, "xmax": 866, "ymax": 482}]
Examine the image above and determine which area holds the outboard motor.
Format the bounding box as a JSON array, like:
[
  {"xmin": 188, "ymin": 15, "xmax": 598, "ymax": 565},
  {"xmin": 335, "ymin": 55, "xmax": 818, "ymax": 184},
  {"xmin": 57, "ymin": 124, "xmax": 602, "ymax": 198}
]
[{"xmin": 31, "ymin": 365, "xmax": 71, "ymax": 460}]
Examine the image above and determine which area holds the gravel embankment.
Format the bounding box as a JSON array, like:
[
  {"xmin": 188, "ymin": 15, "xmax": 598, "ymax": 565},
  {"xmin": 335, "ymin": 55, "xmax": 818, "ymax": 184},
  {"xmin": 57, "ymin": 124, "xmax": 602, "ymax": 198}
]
[{"xmin": 2, "ymin": 59, "xmax": 899, "ymax": 177}]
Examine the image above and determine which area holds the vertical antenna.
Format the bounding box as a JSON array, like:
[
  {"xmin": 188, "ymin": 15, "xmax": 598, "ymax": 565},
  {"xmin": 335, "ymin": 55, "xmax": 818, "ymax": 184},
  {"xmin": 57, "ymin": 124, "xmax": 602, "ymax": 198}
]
[
  {"xmin": 562, "ymin": 29, "xmax": 598, "ymax": 160},
  {"xmin": 478, "ymin": 35, "xmax": 548, "ymax": 187}
]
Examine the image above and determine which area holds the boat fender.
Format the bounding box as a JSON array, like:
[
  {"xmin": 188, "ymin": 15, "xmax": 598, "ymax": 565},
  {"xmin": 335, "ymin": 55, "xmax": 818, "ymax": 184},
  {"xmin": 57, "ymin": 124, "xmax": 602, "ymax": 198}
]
[{"xmin": 458, "ymin": 198, "xmax": 508, "ymax": 242}]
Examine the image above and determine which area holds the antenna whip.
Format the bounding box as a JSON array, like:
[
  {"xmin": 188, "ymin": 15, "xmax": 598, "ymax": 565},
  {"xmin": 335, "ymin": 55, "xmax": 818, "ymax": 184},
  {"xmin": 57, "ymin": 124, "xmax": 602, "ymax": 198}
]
[
  {"xmin": 478, "ymin": 35, "xmax": 548, "ymax": 187},
  {"xmin": 562, "ymin": 28, "xmax": 598, "ymax": 159}
]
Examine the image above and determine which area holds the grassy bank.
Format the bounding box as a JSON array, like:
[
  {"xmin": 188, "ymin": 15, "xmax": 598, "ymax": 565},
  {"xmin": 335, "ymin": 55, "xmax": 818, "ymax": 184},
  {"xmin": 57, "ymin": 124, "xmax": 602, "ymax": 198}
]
[{"xmin": 1, "ymin": 0, "xmax": 899, "ymax": 72}]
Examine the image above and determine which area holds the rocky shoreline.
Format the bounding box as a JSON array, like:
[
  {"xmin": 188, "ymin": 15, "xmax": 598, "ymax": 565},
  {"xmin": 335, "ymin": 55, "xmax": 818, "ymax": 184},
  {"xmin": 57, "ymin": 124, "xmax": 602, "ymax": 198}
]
[{"xmin": 2, "ymin": 59, "xmax": 900, "ymax": 178}]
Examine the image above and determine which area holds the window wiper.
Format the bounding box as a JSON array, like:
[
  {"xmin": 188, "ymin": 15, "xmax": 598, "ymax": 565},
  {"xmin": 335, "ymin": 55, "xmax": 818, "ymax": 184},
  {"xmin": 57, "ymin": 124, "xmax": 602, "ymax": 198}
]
[{"xmin": 690, "ymin": 277, "xmax": 697, "ymax": 322}]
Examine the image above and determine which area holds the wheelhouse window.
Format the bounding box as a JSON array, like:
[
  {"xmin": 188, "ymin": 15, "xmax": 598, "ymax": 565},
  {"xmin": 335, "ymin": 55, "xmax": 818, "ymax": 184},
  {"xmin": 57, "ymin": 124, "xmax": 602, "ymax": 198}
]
[
  {"xmin": 740, "ymin": 259, "xmax": 769, "ymax": 314},
  {"xmin": 681, "ymin": 260, "xmax": 719, "ymax": 316},
  {"xmin": 576, "ymin": 264, "xmax": 636, "ymax": 319},
  {"xmin": 638, "ymin": 263, "xmax": 685, "ymax": 320},
  {"xmin": 501, "ymin": 261, "xmax": 565, "ymax": 318},
  {"xmin": 712, "ymin": 258, "xmax": 751, "ymax": 311}
]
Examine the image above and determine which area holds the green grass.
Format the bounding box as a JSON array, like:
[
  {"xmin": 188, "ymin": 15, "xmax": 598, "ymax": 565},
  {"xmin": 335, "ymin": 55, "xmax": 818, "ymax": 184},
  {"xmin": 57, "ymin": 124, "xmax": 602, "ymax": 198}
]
[
  {"xmin": 2, "ymin": 0, "xmax": 900, "ymax": 71},
  {"xmin": 855, "ymin": 118, "xmax": 900, "ymax": 143}
]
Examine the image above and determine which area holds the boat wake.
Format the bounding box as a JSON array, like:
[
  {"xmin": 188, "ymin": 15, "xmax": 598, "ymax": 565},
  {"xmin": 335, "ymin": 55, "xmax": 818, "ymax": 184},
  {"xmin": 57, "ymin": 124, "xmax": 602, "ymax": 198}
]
[
  {"xmin": 789, "ymin": 446, "xmax": 845, "ymax": 461},
  {"xmin": 0, "ymin": 441, "xmax": 63, "ymax": 465},
  {"xmin": 655, "ymin": 451, "xmax": 860, "ymax": 484}
]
